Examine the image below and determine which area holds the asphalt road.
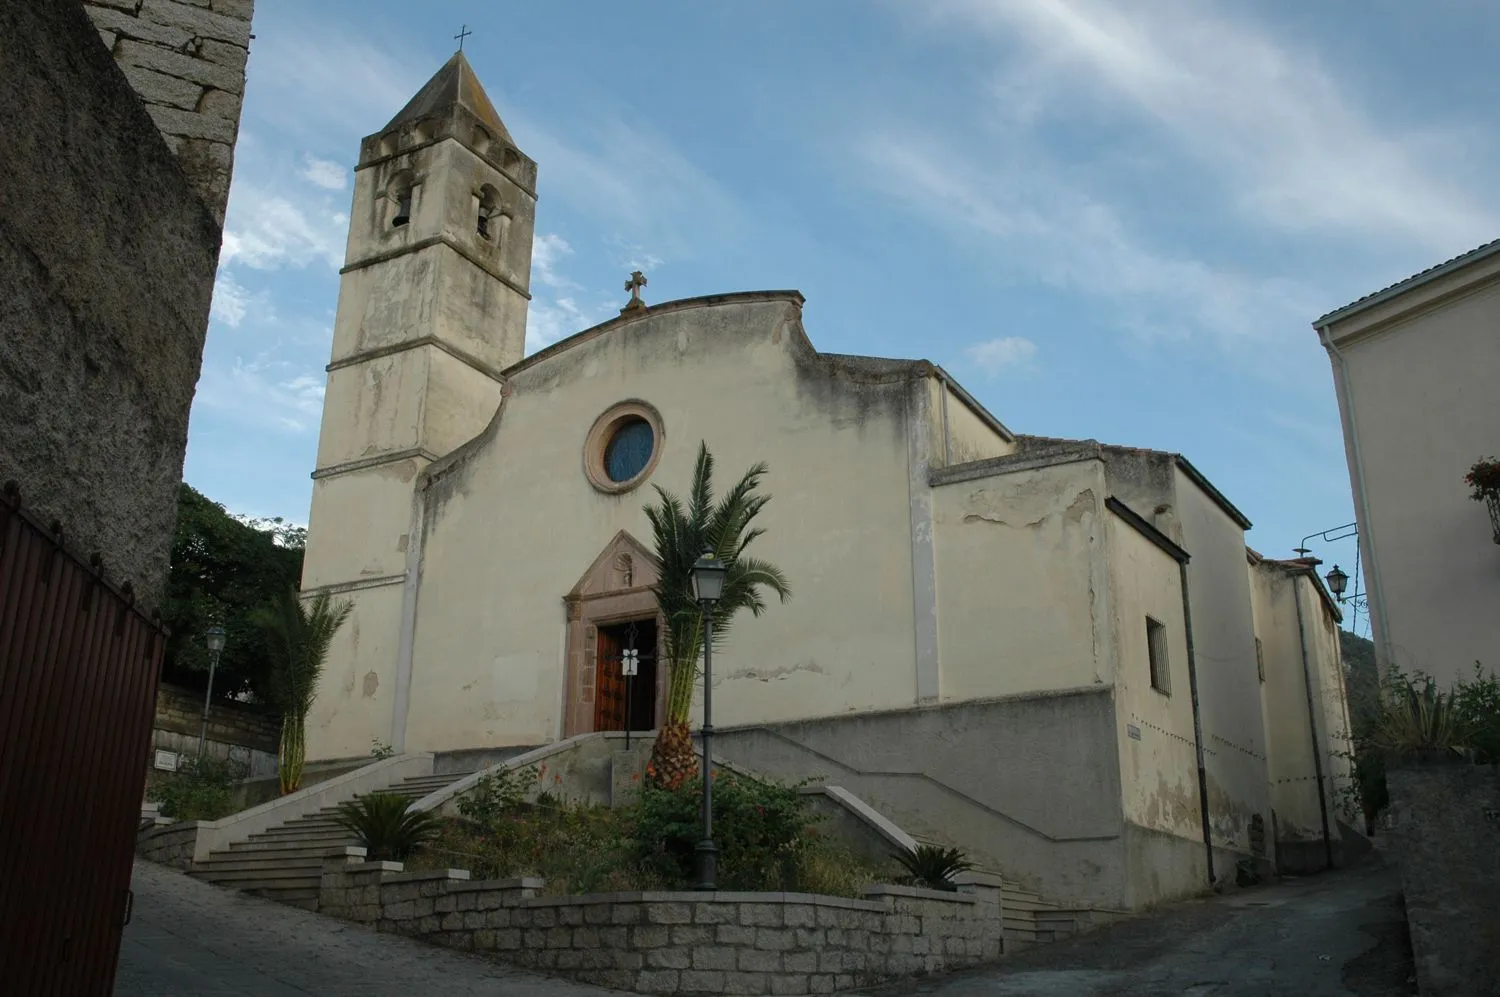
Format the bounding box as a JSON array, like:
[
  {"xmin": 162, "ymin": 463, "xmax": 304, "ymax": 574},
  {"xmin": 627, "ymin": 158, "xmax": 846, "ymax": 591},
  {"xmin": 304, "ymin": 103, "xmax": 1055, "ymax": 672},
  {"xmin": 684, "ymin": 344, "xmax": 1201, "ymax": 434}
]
[{"xmin": 866, "ymin": 856, "xmax": 1415, "ymax": 997}]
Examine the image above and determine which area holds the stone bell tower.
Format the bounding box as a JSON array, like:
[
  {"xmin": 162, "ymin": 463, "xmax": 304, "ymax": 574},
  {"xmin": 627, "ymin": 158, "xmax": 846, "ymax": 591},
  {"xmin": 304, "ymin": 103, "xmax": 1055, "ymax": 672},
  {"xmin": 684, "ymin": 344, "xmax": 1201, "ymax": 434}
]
[{"xmin": 301, "ymin": 51, "xmax": 536, "ymax": 761}]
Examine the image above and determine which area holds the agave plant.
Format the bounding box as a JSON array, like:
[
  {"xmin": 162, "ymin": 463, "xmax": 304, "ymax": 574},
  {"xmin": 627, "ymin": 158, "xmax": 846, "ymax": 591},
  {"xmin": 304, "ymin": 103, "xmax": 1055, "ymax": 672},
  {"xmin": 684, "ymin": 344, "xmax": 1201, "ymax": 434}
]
[
  {"xmin": 334, "ymin": 792, "xmax": 442, "ymax": 861},
  {"xmin": 894, "ymin": 843, "xmax": 974, "ymax": 891},
  {"xmin": 643, "ymin": 442, "xmax": 791, "ymax": 789},
  {"xmin": 1371, "ymin": 673, "xmax": 1464, "ymax": 760}
]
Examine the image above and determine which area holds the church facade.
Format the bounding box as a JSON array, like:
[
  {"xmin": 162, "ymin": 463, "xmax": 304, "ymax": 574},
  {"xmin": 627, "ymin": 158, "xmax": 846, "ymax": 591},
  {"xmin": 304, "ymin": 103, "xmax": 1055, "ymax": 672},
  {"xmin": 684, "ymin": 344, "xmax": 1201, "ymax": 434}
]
[{"xmin": 300, "ymin": 54, "xmax": 1355, "ymax": 910}]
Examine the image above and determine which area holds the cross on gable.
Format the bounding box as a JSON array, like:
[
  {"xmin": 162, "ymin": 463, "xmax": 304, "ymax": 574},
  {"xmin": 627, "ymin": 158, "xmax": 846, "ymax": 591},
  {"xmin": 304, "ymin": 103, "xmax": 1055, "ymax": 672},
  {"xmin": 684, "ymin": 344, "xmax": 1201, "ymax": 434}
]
[
  {"xmin": 622, "ymin": 270, "xmax": 649, "ymax": 312},
  {"xmin": 454, "ymin": 24, "xmax": 472, "ymax": 50}
]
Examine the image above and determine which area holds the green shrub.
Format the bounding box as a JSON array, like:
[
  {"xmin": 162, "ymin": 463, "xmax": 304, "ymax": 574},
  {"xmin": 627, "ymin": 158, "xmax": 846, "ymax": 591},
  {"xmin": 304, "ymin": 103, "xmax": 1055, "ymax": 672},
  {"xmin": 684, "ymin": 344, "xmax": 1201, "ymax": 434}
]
[
  {"xmin": 894, "ymin": 843, "xmax": 973, "ymax": 891},
  {"xmin": 455, "ymin": 765, "xmax": 539, "ymax": 829},
  {"xmin": 1454, "ymin": 663, "xmax": 1500, "ymax": 763},
  {"xmin": 1370, "ymin": 670, "xmax": 1461, "ymax": 759},
  {"xmin": 335, "ymin": 792, "xmax": 442, "ymax": 860},
  {"xmin": 147, "ymin": 755, "xmax": 246, "ymax": 821},
  {"xmin": 632, "ymin": 770, "xmax": 821, "ymax": 890}
]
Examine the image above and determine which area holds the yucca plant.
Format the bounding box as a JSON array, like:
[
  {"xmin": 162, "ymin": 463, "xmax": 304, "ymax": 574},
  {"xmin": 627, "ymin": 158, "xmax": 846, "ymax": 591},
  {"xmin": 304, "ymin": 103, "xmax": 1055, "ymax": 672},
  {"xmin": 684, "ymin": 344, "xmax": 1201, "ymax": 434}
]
[
  {"xmin": 643, "ymin": 442, "xmax": 791, "ymax": 789},
  {"xmin": 894, "ymin": 843, "xmax": 974, "ymax": 891},
  {"xmin": 335, "ymin": 792, "xmax": 442, "ymax": 861},
  {"xmin": 254, "ymin": 588, "xmax": 353, "ymax": 794}
]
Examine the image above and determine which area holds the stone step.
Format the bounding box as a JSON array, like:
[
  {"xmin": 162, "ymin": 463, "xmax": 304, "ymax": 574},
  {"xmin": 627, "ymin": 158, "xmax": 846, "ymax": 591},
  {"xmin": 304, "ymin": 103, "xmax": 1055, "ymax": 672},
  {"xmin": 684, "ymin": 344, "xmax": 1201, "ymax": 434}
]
[
  {"xmin": 195, "ymin": 870, "xmax": 321, "ymax": 891},
  {"xmin": 196, "ymin": 856, "xmax": 325, "ymax": 874},
  {"xmin": 224, "ymin": 841, "xmax": 346, "ymax": 858},
  {"xmin": 237, "ymin": 885, "xmax": 321, "ymax": 910}
]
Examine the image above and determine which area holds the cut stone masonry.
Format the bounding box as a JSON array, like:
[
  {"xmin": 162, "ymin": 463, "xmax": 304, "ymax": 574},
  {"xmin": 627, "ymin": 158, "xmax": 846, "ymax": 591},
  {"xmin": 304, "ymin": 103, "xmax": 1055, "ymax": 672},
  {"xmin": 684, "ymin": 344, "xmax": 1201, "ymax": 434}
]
[
  {"xmin": 320, "ymin": 847, "xmax": 1005, "ymax": 996},
  {"xmin": 85, "ymin": 0, "xmax": 255, "ymax": 224}
]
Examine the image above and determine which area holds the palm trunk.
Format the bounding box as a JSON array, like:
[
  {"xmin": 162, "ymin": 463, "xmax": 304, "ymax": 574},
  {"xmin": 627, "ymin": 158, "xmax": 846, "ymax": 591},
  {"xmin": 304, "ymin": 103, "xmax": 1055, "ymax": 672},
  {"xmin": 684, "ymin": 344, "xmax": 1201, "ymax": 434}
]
[{"xmin": 278, "ymin": 713, "xmax": 306, "ymax": 795}]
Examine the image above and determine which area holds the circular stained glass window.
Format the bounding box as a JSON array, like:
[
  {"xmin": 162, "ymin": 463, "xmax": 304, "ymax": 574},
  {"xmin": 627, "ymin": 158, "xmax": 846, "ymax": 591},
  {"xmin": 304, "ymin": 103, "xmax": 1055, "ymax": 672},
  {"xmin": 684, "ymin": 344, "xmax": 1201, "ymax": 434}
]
[{"xmin": 604, "ymin": 418, "xmax": 654, "ymax": 483}]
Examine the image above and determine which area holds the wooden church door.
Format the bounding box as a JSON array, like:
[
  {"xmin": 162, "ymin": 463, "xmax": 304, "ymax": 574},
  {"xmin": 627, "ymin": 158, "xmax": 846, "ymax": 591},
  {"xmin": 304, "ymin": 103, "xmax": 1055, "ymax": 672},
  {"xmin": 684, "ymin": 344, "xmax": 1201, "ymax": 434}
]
[{"xmin": 594, "ymin": 626, "xmax": 627, "ymax": 732}]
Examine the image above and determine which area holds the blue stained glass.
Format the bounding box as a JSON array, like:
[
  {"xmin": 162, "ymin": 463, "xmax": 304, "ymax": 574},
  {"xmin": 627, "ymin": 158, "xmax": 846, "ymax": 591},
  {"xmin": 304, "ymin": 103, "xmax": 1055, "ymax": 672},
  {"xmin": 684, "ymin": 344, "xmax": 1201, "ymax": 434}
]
[{"xmin": 605, "ymin": 419, "xmax": 654, "ymax": 482}]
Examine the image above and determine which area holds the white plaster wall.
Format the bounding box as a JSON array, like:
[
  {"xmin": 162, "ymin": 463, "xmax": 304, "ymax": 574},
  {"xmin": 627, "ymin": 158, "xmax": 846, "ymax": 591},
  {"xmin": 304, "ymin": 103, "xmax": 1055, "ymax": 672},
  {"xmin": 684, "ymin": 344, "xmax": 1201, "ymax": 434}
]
[
  {"xmin": 315, "ymin": 351, "xmax": 429, "ymax": 468},
  {"xmin": 398, "ymin": 296, "xmax": 926, "ymax": 753},
  {"xmin": 1175, "ymin": 471, "xmax": 1273, "ymax": 855},
  {"xmin": 932, "ymin": 459, "xmax": 1109, "ymax": 699},
  {"xmin": 304, "ymin": 582, "xmax": 405, "ymax": 760},
  {"xmin": 302, "ymin": 457, "xmax": 425, "ymax": 588},
  {"xmin": 941, "ymin": 388, "xmax": 1013, "ymax": 466},
  {"xmin": 1303, "ymin": 579, "xmax": 1355, "ymax": 828},
  {"xmin": 1108, "ymin": 518, "xmax": 1201, "ymax": 845},
  {"xmin": 1332, "ymin": 278, "xmax": 1500, "ymax": 687}
]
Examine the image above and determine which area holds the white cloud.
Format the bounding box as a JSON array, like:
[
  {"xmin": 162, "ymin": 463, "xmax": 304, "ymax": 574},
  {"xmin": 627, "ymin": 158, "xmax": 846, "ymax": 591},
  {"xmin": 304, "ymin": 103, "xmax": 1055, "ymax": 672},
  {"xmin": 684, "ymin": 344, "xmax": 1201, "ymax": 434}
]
[
  {"xmin": 532, "ymin": 233, "xmax": 578, "ymax": 290},
  {"xmin": 196, "ymin": 357, "xmax": 327, "ymax": 434},
  {"xmin": 922, "ymin": 0, "xmax": 1499, "ymax": 254},
  {"xmin": 301, "ymin": 155, "xmax": 348, "ymax": 191},
  {"xmin": 220, "ymin": 176, "xmax": 347, "ymax": 271},
  {"xmin": 966, "ymin": 336, "xmax": 1038, "ymax": 375},
  {"xmin": 862, "ymin": 133, "xmax": 1320, "ymax": 351},
  {"xmin": 209, "ymin": 270, "xmax": 254, "ymax": 328}
]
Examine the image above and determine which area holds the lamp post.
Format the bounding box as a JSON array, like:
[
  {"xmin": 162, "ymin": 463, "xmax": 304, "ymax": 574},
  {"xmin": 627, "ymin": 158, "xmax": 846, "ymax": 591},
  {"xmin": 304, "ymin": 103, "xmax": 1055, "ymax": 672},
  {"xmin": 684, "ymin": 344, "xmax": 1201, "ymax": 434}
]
[
  {"xmin": 1325, "ymin": 564, "xmax": 1349, "ymax": 603},
  {"xmin": 197, "ymin": 625, "xmax": 227, "ymax": 762},
  {"xmin": 690, "ymin": 550, "xmax": 727, "ymax": 892}
]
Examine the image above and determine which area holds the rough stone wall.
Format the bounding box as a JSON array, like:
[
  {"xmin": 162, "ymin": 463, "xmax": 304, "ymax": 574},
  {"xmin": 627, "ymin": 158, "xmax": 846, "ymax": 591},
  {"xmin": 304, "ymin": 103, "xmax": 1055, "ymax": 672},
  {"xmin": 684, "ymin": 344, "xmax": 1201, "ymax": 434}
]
[
  {"xmin": 153, "ymin": 683, "xmax": 280, "ymax": 752},
  {"xmin": 0, "ymin": 0, "xmax": 221, "ymax": 612},
  {"xmin": 84, "ymin": 0, "xmax": 255, "ymax": 225},
  {"xmin": 1385, "ymin": 763, "xmax": 1500, "ymax": 997},
  {"xmin": 321, "ymin": 853, "xmax": 1003, "ymax": 996}
]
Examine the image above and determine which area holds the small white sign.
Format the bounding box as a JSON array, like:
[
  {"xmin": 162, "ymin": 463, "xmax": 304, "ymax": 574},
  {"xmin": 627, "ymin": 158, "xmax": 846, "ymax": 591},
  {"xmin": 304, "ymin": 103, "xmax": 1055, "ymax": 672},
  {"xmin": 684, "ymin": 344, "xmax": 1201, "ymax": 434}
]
[
  {"xmin": 153, "ymin": 749, "xmax": 180, "ymax": 772},
  {"xmin": 621, "ymin": 648, "xmax": 639, "ymax": 677}
]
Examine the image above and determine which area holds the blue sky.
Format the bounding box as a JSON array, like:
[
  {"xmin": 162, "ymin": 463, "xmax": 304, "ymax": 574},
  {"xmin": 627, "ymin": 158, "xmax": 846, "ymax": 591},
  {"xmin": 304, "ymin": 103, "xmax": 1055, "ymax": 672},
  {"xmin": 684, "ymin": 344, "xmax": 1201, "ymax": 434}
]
[{"xmin": 185, "ymin": 0, "xmax": 1500, "ymax": 635}]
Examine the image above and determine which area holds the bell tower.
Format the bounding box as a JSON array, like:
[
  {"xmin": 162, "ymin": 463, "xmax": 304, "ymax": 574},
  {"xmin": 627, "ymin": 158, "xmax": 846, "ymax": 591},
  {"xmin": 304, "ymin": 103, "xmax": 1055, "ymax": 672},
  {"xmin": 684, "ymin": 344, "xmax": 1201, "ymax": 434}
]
[{"xmin": 301, "ymin": 51, "xmax": 536, "ymax": 760}]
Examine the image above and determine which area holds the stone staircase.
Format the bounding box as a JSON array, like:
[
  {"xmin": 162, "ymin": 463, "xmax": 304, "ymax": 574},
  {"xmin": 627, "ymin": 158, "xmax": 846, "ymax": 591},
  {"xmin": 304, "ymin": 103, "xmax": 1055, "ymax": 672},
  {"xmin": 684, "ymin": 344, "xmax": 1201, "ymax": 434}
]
[{"xmin": 190, "ymin": 771, "xmax": 462, "ymax": 910}]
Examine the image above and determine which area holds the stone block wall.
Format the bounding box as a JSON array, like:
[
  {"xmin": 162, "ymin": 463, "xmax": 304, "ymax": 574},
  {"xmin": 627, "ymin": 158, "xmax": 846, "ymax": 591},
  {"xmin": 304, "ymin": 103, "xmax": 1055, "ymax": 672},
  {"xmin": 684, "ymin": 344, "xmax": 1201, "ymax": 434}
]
[
  {"xmin": 321, "ymin": 850, "xmax": 1003, "ymax": 995},
  {"xmin": 84, "ymin": 0, "xmax": 256, "ymax": 224},
  {"xmin": 153, "ymin": 683, "xmax": 281, "ymax": 752},
  {"xmin": 1385, "ymin": 762, "xmax": 1500, "ymax": 997},
  {"xmin": 136, "ymin": 820, "xmax": 201, "ymax": 870},
  {"xmin": 2, "ymin": 0, "xmax": 222, "ymax": 612}
]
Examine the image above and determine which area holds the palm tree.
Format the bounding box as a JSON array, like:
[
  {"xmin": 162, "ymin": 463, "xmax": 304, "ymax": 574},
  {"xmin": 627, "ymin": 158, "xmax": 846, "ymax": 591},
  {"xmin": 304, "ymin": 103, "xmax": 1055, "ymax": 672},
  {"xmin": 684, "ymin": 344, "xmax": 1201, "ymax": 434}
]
[
  {"xmin": 255, "ymin": 588, "xmax": 353, "ymax": 794},
  {"xmin": 643, "ymin": 442, "xmax": 791, "ymax": 789}
]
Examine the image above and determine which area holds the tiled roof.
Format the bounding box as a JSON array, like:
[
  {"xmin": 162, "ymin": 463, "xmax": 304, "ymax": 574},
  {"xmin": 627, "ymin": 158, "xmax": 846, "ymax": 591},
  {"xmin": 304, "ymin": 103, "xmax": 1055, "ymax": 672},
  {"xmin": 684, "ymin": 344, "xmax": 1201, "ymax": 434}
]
[{"xmin": 1312, "ymin": 237, "xmax": 1500, "ymax": 329}]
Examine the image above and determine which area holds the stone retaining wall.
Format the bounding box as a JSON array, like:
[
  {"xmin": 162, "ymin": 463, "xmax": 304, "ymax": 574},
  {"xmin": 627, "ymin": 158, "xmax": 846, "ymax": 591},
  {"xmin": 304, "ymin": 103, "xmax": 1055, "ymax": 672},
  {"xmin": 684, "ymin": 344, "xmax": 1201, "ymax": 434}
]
[
  {"xmin": 136, "ymin": 820, "xmax": 201, "ymax": 870},
  {"xmin": 320, "ymin": 849, "xmax": 1003, "ymax": 995}
]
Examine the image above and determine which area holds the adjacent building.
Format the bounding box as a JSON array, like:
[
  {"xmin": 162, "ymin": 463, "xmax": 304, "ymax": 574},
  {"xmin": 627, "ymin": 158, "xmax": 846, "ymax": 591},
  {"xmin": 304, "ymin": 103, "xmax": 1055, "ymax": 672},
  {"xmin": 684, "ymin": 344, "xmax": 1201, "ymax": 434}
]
[{"xmin": 1314, "ymin": 242, "xmax": 1500, "ymax": 687}]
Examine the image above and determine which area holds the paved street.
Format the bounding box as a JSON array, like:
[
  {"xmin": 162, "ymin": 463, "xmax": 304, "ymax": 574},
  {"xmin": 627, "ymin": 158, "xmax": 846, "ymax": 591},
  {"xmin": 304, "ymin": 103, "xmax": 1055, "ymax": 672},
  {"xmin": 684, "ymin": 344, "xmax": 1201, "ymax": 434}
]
[
  {"xmin": 869, "ymin": 856, "xmax": 1415, "ymax": 997},
  {"xmin": 114, "ymin": 860, "xmax": 621, "ymax": 996},
  {"xmin": 117, "ymin": 856, "xmax": 1414, "ymax": 996}
]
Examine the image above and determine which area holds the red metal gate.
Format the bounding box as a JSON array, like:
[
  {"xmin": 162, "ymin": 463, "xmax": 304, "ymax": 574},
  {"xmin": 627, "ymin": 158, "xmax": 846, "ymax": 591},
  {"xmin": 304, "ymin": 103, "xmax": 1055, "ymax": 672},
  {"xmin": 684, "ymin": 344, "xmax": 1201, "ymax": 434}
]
[{"xmin": 0, "ymin": 483, "xmax": 167, "ymax": 995}]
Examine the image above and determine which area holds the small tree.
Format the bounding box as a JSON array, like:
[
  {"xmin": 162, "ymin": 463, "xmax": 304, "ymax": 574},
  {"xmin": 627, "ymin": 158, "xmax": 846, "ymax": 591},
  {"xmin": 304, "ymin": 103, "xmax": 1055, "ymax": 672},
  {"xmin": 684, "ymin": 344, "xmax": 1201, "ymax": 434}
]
[
  {"xmin": 255, "ymin": 588, "xmax": 352, "ymax": 794},
  {"xmin": 643, "ymin": 442, "xmax": 790, "ymax": 789}
]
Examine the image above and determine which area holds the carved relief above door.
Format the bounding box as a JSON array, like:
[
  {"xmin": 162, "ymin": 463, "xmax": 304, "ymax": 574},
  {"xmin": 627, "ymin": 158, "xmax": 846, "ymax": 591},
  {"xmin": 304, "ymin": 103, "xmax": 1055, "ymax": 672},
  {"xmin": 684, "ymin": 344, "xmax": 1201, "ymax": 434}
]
[{"xmin": 561, "ymin": 531, "xmax": 665, "ymax": 737}]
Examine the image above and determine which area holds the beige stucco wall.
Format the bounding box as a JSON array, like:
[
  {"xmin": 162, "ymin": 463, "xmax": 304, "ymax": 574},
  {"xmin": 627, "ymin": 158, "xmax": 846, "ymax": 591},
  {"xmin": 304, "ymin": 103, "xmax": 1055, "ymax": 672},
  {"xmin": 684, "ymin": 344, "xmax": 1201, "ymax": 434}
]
[
  {"xmin": 1248, "ymin": 561, "xmax": 1355, "ymax": 847},
  {"xmin": 939, "ymin": 386, "xmax": 1013, "ymax": 466},
  {"xmin": 931, "ymin": 458, "xmax": 1110, "ymax": 700},
  {"xmin": 1174, "ymin": 469, "xmax": 1273, "ymax": 857},
  {"xmin": 1107, "ymin": 516, "xmax": 1201, "ymax": 846},
  {"xmin": 1324, "ymin": 266, "xmax": 1500, "ymax": 687},
  {"xmin": 387, "ymin": 295, "xmax": 931, "ymax": 754}
]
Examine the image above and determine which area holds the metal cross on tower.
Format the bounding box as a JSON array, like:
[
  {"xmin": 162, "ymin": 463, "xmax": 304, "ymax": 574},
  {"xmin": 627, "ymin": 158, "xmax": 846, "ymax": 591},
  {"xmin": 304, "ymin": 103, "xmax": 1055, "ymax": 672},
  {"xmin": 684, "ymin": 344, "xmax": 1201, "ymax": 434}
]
[{"xmin": 454, "ymin": 24, "xmax": 472, "ymax": 51}]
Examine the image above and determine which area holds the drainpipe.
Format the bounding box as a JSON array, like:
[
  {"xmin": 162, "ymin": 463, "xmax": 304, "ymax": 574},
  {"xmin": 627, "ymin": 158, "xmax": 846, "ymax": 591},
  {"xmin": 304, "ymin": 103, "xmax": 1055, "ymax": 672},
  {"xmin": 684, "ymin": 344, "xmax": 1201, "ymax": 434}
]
[
  {"xmin": 1178, "ymin": 561, "xmax": 1215, "ymax": 887},
  {"xmin": 1292, "ymin": 571, "xmax": 1335, "ymax": 869},
  {"xmin": 1317, "ymin": 325, "xmax": 1391, "ymax": 666}
]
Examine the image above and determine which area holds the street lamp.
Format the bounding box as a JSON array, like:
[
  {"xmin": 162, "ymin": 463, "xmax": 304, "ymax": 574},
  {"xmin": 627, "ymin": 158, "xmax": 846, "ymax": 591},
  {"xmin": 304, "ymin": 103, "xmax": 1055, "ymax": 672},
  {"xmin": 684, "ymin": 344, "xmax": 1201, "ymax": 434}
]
[
  {"xmin": 197, "ymin": 624, "xmax": 227, "ymax": 761},
  {"xmin": 1325, "ymin": 564, "xmax": 1349, "ymax": 602},
  {"xmin": 690, "ymin": 550, "xmax": 727, "ymax": 892}
]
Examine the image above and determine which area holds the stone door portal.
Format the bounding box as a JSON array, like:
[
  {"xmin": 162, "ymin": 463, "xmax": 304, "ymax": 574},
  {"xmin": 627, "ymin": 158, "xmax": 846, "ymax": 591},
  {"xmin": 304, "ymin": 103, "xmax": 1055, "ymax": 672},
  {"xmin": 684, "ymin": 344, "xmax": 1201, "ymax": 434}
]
[{"xmin": 562, "ymin": 531, "xmax": 666, "ymax": 737}]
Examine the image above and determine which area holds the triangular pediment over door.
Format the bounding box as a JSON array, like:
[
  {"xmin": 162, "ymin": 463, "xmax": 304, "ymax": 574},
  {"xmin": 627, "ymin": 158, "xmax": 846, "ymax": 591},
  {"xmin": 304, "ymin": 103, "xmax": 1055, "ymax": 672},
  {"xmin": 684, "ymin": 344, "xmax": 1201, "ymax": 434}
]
[{"xmin": 561, "ymin": 531, "xmax": 665, "ymax": 737}]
